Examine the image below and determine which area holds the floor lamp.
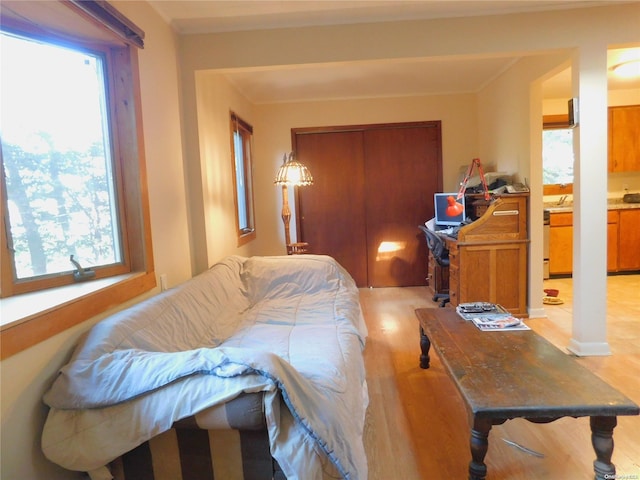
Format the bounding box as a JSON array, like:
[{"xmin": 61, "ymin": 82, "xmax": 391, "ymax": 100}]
[{"xmin": 274, "ymin": 152, "xmax": 314, "ymax": 254}]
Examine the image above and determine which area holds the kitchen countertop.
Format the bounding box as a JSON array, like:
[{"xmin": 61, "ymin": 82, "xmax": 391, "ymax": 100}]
[{"xmin": 544, "ymin": 198, "xmax": 640, "ymax": 213}]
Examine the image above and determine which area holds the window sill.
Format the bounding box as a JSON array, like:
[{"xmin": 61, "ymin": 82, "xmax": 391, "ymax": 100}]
[{"xmin": 0, "ymin": 271, "xmax": 156, "ymax": 359}]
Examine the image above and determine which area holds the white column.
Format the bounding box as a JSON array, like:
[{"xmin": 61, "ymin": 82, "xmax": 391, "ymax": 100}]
[{"xmin": 568, "ymin": 44, "xmax": 611, "ymax": 356}]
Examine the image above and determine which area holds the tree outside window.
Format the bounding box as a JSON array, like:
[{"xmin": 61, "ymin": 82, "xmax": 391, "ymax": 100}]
[
  {"xmin": 1, "ymin": 32, "xmax": 122, "ymax": 282},
  {"xmin": 542, "ymin": 114, "xmax": 574, "ymax": 195},
  {"xmin": 543, "ymin": 128, "xmax": 574, "ymax": 185}
]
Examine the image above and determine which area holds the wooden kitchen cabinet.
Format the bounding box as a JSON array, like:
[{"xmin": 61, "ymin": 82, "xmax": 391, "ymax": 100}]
[
  {"xmin": 549, "ymin": 212, "xmax": 573, "ymax": 275},
  {"xmin": 609, "ymin": 105, "xmax": 640, "ymax": 173},
  {"xmin": 618, "ymin": 209, "xmax": 640, "ymax": 271},
  {"xmin": 549, "ymin": 210, "xmax": 620, "ymax": 275},
  {"xmin": 607, "ymin": 210, "xmax": 619, "ymax": 272}
]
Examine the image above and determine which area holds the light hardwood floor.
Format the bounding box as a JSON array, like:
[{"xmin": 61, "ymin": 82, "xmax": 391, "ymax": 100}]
[{"xmin": 360, "ymin": 275, "xmax": 640, "ymax": 480}]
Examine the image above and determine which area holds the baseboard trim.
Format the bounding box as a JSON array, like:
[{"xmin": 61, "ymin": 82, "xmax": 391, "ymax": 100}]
[
  {"xmin": 528, "ymin": 307, "xmax": 547, "ymax": 319},
  {"xmin": 567, "ymin": 338, "xmax": 612, "ymax": 357}
]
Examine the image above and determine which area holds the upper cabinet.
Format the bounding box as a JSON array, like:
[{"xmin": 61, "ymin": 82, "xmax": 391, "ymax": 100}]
[{"xmin": 608, "ymin": 105, "xmax": 640, "ymax": 172}]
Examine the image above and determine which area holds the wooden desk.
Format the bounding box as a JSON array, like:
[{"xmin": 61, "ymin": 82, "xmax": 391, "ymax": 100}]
[
  {"xmin": 416, "ymin": 308, "xmax": 639, "ymax": 480},
  {"xmin": 447, "ymin": 194, "xmax": 529, "ymax": 316}
]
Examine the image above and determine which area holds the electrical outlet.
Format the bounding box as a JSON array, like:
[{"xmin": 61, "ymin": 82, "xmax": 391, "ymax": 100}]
[{"xmin": 160, "ymin": 274, "xmax": 168, "ymax": 291}]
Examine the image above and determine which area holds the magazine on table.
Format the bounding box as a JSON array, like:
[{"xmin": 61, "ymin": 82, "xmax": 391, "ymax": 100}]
[{"xmin": 456, "ymin": 302, "xmax": 530, "ymax": 331}]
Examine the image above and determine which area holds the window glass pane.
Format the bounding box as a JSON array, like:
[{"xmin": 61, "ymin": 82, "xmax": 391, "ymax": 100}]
[
  {"xmin": 1, "ymin": 32, "xmax": 122, "ymax": 280},
  {"xmin": 542, "ymin": 128, "xmax": 574, "ymax": 185},
  {"xmin": 233, "ymin": 130, "xmax": 248, "ymax": 230}
]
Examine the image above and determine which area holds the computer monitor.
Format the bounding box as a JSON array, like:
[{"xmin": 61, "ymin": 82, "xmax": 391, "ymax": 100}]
[{"xmin": 434, "ymin": 193, "xmax": 465, "ymax": 227}]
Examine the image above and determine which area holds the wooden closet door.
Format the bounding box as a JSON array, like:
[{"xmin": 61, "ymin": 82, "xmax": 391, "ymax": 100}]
[
  {"xmin": 294, "ymin": 122, "xmax": 441, "ymax": 287},
  {"xmin": 364, "ymin": 125, "xmax": 441, "ymax": 287},
  {"xmin": 294, "ymin": 131, "xmax": 369, "ymax": 287}
]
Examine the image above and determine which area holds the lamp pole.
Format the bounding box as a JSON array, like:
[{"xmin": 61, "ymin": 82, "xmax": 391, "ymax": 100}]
[{"xmin": 281, "ymin": 183, "xmax": 292, "ymax": 247}]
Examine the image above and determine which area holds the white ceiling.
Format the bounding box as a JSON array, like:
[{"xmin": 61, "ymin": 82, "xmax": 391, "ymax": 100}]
[
  {"xmin": 149, "ymin": 1, "xmax": 626, "ymax": 34},
  {"xmin": 148, "ymin": 0, "xmax": 640, "ymax": 103}
]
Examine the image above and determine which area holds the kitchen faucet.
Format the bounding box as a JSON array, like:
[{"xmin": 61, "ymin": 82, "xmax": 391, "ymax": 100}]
[{"xmin": 558, "ymin": 195, "xmax": 568, "ymax": 206}]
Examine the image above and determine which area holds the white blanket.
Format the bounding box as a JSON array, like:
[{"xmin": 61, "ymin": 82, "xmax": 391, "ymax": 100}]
[{"xmin": 41, "ymin": 255, "xmax": 368, "ymax": 480}]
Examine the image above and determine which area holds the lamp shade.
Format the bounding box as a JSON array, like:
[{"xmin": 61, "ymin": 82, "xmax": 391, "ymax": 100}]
[
  {"xmin": 447, "ymin": 157, "xmax": 490, "ymax": 219},
  {"xmin": 274, "ymin": 153, "xmax": 314, "ymax": 186},
  {"xmin": 446, "ymin": 195, "xmax": 464, "ymax": 217}
]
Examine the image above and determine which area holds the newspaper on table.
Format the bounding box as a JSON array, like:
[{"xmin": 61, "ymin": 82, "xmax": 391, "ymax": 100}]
[{"xmin": 456, "ymin": 302, "xmax": 530, "ymax": 331}]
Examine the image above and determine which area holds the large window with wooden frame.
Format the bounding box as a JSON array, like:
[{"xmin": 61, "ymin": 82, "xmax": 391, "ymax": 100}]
[
  {"xmin": 230, "ymin": 112, "xmax": 256, "ymax": 245},
  {"xmin": 0, "ymin": 1, "xmax": 155, "ymax": 358},
  {"xmin": 2, "ymin": 32, "xmax": 125, "ymax": 288},
  {"xmin": 543, "ymin": 114, "xmax": 574, "ymax": 196}
]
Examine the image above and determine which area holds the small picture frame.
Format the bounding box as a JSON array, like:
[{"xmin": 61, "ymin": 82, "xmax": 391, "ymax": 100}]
[{"xmin": 568, "ymin": 97, "xmax": 579, "ymax": 128}]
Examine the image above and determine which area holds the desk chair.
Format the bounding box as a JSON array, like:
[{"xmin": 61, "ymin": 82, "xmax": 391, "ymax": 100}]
[{"xmin": 418, "ymin": 225, "xmax": 450, "ymax": 307}]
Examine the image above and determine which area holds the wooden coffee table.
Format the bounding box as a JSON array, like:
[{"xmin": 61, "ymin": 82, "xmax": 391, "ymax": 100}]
[{"xmin": 415, "ymin": 307, "xmax": 639, "ymax": 480}]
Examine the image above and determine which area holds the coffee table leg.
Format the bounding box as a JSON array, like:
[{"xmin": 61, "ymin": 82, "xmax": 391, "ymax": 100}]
[
  {"xmin": 590, "ymin": 416, "xmax": 617, "ymax": 480},
  {"xmin": 469, "ymin": 417, "xmax": 492, "ymax": 480},
  {"xmin": 419, "ymin": 326, "xmax": 431, "ymax": 369}
]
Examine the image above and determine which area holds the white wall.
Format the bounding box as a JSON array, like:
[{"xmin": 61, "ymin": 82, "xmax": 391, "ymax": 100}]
[
  {"xmin": 180, "ymin": 2, "xmax": 640, "ymax": 274},
  {"xmin": 477, "ymin": 52, "xmax": 575, "ymax": 318},
  {"xmin": 0, "ymin": 2, "xmax": 192, "ymax": 479},
  {"xmin": 250, "ymin": 93, "xmax": 479, "ymax": 256},
  {"xmin": 193, "ymin": 72, "xmax": 263, "ymax": 264},
  {"xmin": 478, "ymin": 53, "xmax": 572, "ymax": 181},
  {"xmin": 185, "ymin": 72, "xmax": 478, "ymax": 263}
]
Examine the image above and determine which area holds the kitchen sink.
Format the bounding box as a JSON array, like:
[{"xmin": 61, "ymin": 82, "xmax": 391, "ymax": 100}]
[{"xmin": 623, "ymin": 193, "xmax": 640, "ymax": 203}]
